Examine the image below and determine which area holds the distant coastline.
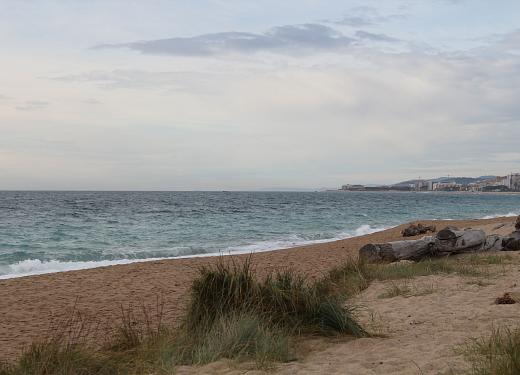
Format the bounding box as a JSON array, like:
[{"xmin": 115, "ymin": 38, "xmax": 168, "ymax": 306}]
[
  {"xmin": 331, "ymin": 189, "xmax": 520, "ymax": 195},
  {"xmin": 339, "ymin": 172, "xmax": 520, "ymax": 193}
]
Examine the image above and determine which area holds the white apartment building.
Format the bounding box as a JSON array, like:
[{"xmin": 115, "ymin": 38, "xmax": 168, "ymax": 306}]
[
  {"xmin": 485, "ymin": 173, "xmax": 520, "ymax": 191},
  {"xmin": 509, "ymin": 173, "xmax": 520, "ymax": 191}
]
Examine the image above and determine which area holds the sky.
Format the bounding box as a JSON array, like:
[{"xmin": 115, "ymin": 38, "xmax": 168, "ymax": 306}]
[{"xmin": 1, "ymin": 0, "xmax": 520, "ymax": 190}]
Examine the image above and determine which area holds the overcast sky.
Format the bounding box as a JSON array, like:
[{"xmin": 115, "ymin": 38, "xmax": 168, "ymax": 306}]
[{"xmin": 1, "ymin": 0, "xmax": 520, "ymax": 190}]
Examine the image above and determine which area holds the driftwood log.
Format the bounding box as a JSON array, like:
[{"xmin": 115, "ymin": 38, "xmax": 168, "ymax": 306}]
[
  {"xmin": 435, "ymin": 228, "xmax": 486, "ymax": 254},
  {"xmin": 359, "ymin": 236, "xmax": 435, "ymax": 262},
  {"xmin": 483, "ymin": 234, "xmax": 504, "ymax": 251},
  {"xmin": 503, "ymin": 230, "xmax": 520, "ymax": 251},
  {"xmin": 360, "ymin": 223, "xmax": 519, "ymax": 262},
  {"xmin": 361, "ymin": 216, "xmax": 520, "ymax": 262}
]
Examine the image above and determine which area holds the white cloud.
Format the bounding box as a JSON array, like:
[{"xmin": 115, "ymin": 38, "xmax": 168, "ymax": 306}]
[{"xmin": 15, "ymin": 100, "xmax": 50, "ymax": 111}]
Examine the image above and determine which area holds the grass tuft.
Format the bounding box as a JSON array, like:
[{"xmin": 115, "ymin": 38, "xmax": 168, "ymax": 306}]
[
  {"xmin": 463, "ymin": 327, "xmax": 520, "ymax": 375},
  {"xmin": 184, "ymin": 257, "xmax": 367, "ymax": 338},
  {"xmin": 378, "ymin": 282, "xmax": 412, "ymax": 299},
  {"xmin": 176, "ymin": 312, "xmax": 292, "ymax": 367},
  {"xmin": 325, "ymin": 256, "xmax": 483, "ymax": 300}
]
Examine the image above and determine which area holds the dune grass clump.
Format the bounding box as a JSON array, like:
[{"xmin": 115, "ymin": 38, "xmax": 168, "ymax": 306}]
[
  {"xmin": 184, "ymin": 258, "xmax": 367, "ymax": 339},
  {"xmin": 378, "ymin": 282, "xmax": 412, "ymax": 299},
  {"xmin": 0, "ymin": 341, "xmax": 114, "ymax": 375},
  {"xmin": 367, "ymin": 258, "xmax": 481, "ymax": 280},
  {"xmin": 464, "ymin": 327, "xmax": 520, "ymax": 375},
  {"xmin": 0, "ymin": 257, "xmax": 368, "ymax": 374},
  {"xmin": 324, "ymin": 256, "xmax": 484, "ymax": 299},
  {"xmin": 0, "ymin": 310, "xmax": 117, "ymax": 375},
  {"xmin": 175, "ymin": 312, "xmax": 292, "ymax": 367}
]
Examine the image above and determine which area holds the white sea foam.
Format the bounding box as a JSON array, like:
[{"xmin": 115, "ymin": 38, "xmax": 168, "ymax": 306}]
[
  {"xmin": 0, "ymin": 224, "xmax": 389, "ymax": 280},
  {"xmin": 225, "ymin": 225, "xmax": 388, "ymax": 254},
  {"xmin": 480, "ymin": 211, "xmax": 519, "ymax": 219}
]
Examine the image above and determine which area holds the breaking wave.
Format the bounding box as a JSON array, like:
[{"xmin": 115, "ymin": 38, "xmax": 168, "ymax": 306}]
[
  {"xmin": 480, "ymin": 211, "xmax": 519, "ymax": 219},
  {"xmin": 0, "ymin": 225, "xmax": 388, "ymax": 280}
]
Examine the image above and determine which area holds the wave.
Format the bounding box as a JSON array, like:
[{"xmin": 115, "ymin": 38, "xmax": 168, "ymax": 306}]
[
  {"xmin": 224, "ymin": 224, "xmax": 388, "ymax": 253},
  {"xmin": 0, "ymin": 224, "xmax": 388, "ymax": 280},
  {"xmin": 480, "ymin": 211, "xmax": 519, "ymax": 219}
]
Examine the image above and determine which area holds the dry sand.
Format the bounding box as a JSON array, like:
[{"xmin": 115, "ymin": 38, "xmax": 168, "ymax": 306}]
[{"xmin": 0, "ymin": 216, "xmax": 518, "ymax": 372}]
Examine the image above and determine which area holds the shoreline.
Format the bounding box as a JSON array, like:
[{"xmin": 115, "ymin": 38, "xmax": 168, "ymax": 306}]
[
  {"xmin": 2, "ymin": 211, "xmax": 519, "ymax": 281},
  {"xmin": 0, "ymin": 224, "xmax": 390, "ymax": 281},
  {"xmin": 0, "ymin": 216, "xmax": 517, "ymax": 360}
]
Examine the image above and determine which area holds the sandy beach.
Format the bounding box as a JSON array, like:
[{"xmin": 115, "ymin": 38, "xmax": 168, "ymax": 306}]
[{"xmin": 0, "ymin": 216, "xmax": 518, "ymax": 372}]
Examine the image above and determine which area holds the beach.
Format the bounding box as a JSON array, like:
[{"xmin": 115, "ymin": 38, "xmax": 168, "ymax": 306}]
[{"xmin": 0, "ymin": 215, "xmax": 517, "ymax": 370}]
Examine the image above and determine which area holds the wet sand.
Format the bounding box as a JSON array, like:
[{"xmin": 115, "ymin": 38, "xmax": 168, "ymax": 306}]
[{"xmin": 0, "ymin": 216, "xmax": 516, "ymax": 361}]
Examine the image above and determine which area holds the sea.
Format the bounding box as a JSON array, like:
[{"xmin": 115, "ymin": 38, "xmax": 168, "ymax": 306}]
[{"xmin": 1, "ymin": 191, "xmax": 519, "ymax": 279}]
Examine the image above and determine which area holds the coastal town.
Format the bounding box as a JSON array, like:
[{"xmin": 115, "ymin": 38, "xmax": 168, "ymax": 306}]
[{"xmin": 341, "ymin": 172, "xmax": 520, "ymax": 192}]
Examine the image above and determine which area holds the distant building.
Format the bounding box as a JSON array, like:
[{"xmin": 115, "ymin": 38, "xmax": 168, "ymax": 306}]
[
  {"xmin": 341, "ymin": 184, "xmax": 365, "ymax": 191},
  {"xmin": 432, "ymin": 181, "xmax": 463, "ymax": 191},
  {"xmin": 495, "ymin": 176, "xmax": 509, "ymax": 188},
  {"xmin": 340, "ymin": 172, "xmax": 520, "ymax": 192},
  {"xmin": 414, "ymin": 180, "xmax": 428, "ymax": 191},
  {"xmin": 509, "ymin": 173, "xmax": 520, "ymax": 191}
]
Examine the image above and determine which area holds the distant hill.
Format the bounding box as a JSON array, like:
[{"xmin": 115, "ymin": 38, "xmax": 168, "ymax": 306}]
[{"xmin": 393, "ymin": 176, "xmax": 496, "ymax": 187}]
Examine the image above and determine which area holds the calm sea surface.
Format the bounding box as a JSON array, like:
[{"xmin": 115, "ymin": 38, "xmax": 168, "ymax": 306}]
[{"xmin": 1, "ymin": 191, "xmax": 519, "ymax": 278}]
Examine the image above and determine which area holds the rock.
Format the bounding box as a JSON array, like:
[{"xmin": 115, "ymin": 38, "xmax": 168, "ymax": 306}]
[
  {"xmin": 515, "ymin": 216, "xmax": 520, "ymax": 231},
  {"xmin": 402, "ymin": 223, "xmax": 436, "ymax": 237},
  {"xmin": 495, "ymin": 293, "xmax": 517, "ymax": 305}
]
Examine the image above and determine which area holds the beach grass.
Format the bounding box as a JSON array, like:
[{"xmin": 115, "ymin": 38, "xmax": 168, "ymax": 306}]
[
  {"xmin": 378, "ymin": 282, "xmax": 412, "ymax": 298},
  {"xmin": 463, "ymin": 327, "xmax": 520, "ymax": 375},
  {"xmin": 325, "ymin": 256, "xmax": 484, "ymax": 298},
  {"xmin": 174, "ymin": 312, "xmax": 292, "ymax": 367},
  {"xmin": 0, "ymin": 256, "xmax": 366, "ymax": 374},
  {"xmin": 184, "ymin": 258, "xmax": 366, "ymax": 338}
]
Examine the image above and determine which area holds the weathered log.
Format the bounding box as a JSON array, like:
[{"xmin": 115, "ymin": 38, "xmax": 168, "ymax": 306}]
[
  {"xmin": 435, "ymin": 228, "xmax": 486, "ymax": 254},
  {"xmin": 482, "ymin": 234, "xmax": 504, "ymax": 251},
  {"xmin": 359, "ymin": 236, "xmax": 435, "ymax": 262},
  {"xmin": 359, "ymin": 227, "xmax": 488, "ymax": 262},
  {"xmin": 502, "ymin": 231, "xmax": 520, "ymax": 251}
]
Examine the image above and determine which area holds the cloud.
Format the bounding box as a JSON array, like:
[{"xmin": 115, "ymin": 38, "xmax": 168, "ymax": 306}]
[
  {"xmin": 81, "ymin": 98, "xmax": 102, "ymax": 105},
  {"xmin": 15, "ymin": 100, "xmax": 49, "ymax": 111},
  {"xmin": 332, "ymin": 6, "xmax": 406, "ymax": 27},
  {"xmin": 484, "ymin": 29, "xmax": 520, "ymax": 55},
  {"xmin": 52, "ymin": 69, "xmax": 226, "ymax": 94},
  {"xmin": 95, "ymin": 24, "xmax": 355, "ymax": 56},
  {"xmin": 333, "ymin": 15, "xmax": 374, "ymax": 27},
  {"xmin": 0, "ymin": 94, "xmax": 13, "ymax": 104},
  {"xmin": 355, "ymin": 30, "xmax": 400, "ymax": 43}
]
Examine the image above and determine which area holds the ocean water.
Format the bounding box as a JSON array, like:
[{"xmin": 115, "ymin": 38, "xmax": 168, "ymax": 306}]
[{"xmin": 0, "ymin": 191, "xmax": 519, "ymax": 279}]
